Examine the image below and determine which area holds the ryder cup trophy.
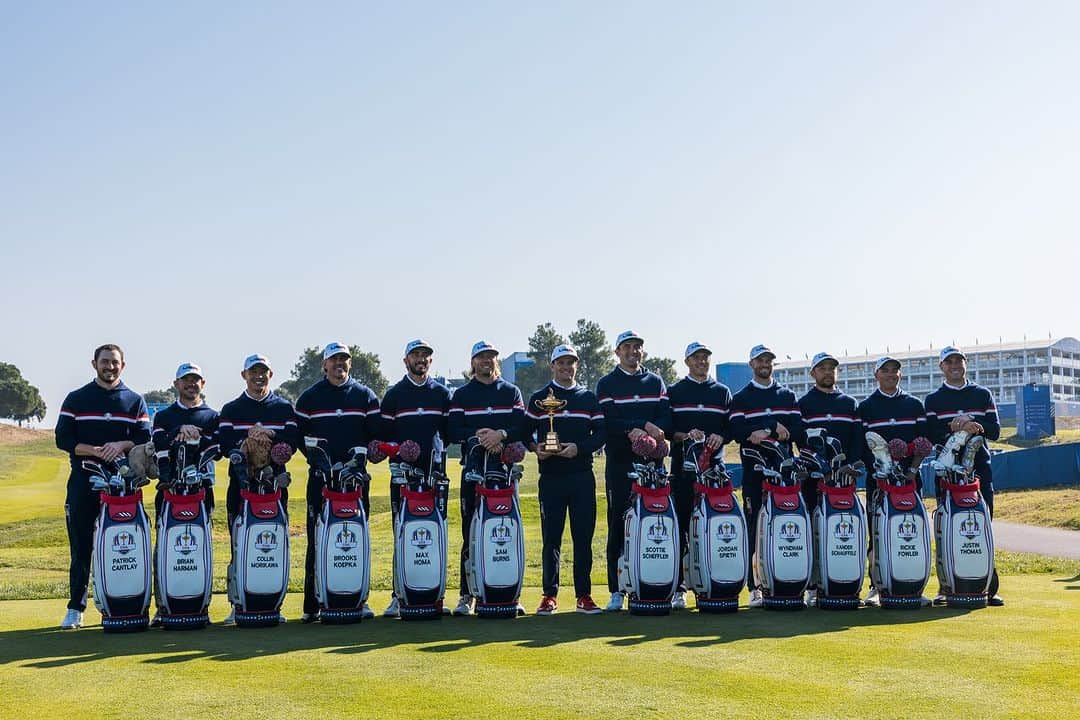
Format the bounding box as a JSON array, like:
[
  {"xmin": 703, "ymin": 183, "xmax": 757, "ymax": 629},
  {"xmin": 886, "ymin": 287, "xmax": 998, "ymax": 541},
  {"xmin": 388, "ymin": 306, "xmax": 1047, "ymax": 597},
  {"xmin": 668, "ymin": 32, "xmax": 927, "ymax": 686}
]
[{"xmin": 535, "ymin": 389, "xmax": 567, "ymax": 453}]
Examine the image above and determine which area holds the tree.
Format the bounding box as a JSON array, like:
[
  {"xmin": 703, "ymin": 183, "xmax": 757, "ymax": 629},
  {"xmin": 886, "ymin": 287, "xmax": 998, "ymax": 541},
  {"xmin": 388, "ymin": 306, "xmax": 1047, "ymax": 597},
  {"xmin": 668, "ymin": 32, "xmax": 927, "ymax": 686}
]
[
  {"xmin": 513, "ymin": 323, "xmax": 566, "ymax": 399},
  {"xmin": 643, "ymin": 356, "xmax": 679, "ymax": 386},
  {"xmin": 0, "ymin": 363, "xmax": 47, "ymax": 427},
  {"xmin": 569, "ymin": 318, "xmax": 614, "ymax": 392},
  {"xmin": 144, "ymin": 388, "xmax": 178, "ymax": 405},
  {"xmin": 276, "ymin": 345, "xmax": 390, "ymax": 401}
]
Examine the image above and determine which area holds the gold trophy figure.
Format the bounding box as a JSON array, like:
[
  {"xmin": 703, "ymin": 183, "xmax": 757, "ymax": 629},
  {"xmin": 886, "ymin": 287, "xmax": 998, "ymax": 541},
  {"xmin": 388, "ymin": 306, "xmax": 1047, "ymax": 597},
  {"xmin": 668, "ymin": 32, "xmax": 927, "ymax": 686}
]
[{"xmin": 535, "ymin": 389, "xmax": 568, "ymax": 453}]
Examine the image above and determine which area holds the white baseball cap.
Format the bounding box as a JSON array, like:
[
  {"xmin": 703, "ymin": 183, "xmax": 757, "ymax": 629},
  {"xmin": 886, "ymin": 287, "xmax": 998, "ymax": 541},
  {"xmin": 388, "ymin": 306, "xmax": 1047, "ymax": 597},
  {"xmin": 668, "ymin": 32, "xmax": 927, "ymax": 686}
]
[
  {"xmin": 322, "ymin": 342, "xmax": 351, "ymax": 360},
  {"xmin": 404, "ymin": 339, "xmax": 434, "ymax": 357},
  {"xmin": 471, "ymin": 340, "xmax": 500, "ymax": 358},
  {"xmin": 874, "ymin": 356, "xmax": 901, "ymax": 372},
  {"xmin": 175, "ymin": 362, "xmax": 203, "ymax": 380},
  {"xmin": 243, "ymin": 354, "xmax": 271, "ymax": 371},
  {"xmin": 684, "ymin": 341, "xmax": 712, "ymax": 359},
  {"xmin": 939, "ymin": 346, "xmax": 966, "ymax": 363},
  {"xmin": 550, "ymin": 344, "xmax": 579, "ymax": 362},
  {"xmin": 811, "ymin": 352, "xmax": 838, "ymax": 370},
  {"xmin": 749, "ymin": 344, "xmax": 775, "ymax": 361},
  {"xmin": 616, "ymin": 330, "xmax": 644, "ymax": 348}
]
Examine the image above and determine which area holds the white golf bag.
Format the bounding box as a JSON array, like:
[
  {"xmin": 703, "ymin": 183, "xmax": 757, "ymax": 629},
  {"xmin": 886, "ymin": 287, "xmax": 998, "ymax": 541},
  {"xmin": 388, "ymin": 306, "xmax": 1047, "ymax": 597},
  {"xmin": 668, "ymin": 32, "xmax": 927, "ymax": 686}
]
[
  {"xmin": 683, "ymin": 439, "xmax": 746, "ymax": 613},
  {"xmin": 156, "ymin": 439, "xmax": 218, "ymax": 629},
  {"xmin": 866, "ymin": 431, "xmax": 931, "ymax": 609},
  {"xmin": 743, "ymin": 440, "xmax": 812, "ymax": 610},
  {"xmin": 306, "ymin": 438, "xmax": 371, "ymax": 624},
  {"xmin": 85, "ymin": 457, "xmax": 153, "ymax": 632},
  {"xmin": 465, "ymin": 439, "xmax": 526, "ymax": 618},
  {"xmin": 392, "ymin": 440, "xmax": 450, "ymax": 620},
  {"xmin": 932, "ymin": 432, "xmax": 995, "ymax": 608},
  {"xmin": 619, "ymin": 460, "xmax": 680, "ymax": 615},
  {"xmin": 803, "ymin": 429, "xmax": 866, "ymax": 610},
  {"xmin": 228, "ymin": 451, "xmax": 290, "ymax": 627}
]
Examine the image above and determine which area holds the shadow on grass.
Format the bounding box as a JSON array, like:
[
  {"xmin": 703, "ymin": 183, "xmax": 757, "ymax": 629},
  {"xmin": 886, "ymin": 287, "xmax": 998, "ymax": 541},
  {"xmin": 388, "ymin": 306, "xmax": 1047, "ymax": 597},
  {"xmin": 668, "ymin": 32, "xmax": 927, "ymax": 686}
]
[
  {"xmin": 1054, "ymin": 573, "xmax": 1079, "ymax": 590},
  {"xmin": 0, "ymin": 604, "xmax": 974, "ymax": 669}
]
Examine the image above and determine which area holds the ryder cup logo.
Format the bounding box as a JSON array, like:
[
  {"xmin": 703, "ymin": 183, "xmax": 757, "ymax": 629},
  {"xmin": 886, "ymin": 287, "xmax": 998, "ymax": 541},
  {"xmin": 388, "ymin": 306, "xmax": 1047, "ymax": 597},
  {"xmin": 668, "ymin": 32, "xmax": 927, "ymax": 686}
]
[
  {"xmin": 959, "ymin": 513, "xmax": 981, "ymax": 539},
  {"xmin": 334, "ymin": 526, "xmax": 358, "ymax": 551},
  {"xmin": 113, "ymin": 531, "xmax": 136, "ymax": 555},
  {"xmin": 717, "ymin": 521, "xmax": 738, "ymax": 542},
  {"xmin": 834, "ymin": 519, "xmax": 855, "ymax": 542},
  {"xmin": 255, "ymin": 530, "xmax": 278, "ymax": 553},
  {"xmin": 491, "ymin": 523, "xmax": 513, "ymax": 546},
  {"xmin": 647, "ymin": 520, "xmax": 668, "ymax": 543},
  {"xmin": 175, "ymin": 529, "xmax": 198, "ymax": 556},
  {"xmin": 897, "ymin": 517, "xmax": 918, "ymax": 542},
  {"xmin": 411, "ymin": 527, "xmax": 433, "ymax": 549},
  {"xmin": 780, "ymin": 521, "xmax": 800, "ymax": 543}
]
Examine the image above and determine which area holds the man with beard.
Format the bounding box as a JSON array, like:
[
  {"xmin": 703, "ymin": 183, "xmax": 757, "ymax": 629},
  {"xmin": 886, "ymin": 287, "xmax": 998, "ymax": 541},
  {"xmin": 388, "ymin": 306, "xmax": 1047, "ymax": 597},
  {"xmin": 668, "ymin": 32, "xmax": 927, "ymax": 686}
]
[
  {"xmin": 216, "ymin": 353, "xmax": 299, "ymax": 624},
  {"xmin": 924, "ymin": 346, "xmax": 1003, "ymax": 606},
  {"xmin": 857, "ymin": 356, "xmax": 929, "ymax": 607},
  {"xmin": 149, "ymin": 362, "xmax": 219, "ymax": 625},
  {"xmin": 295, "ymin": 342, "xmax": 382, "ymax": 622},
  {"xmin": 729, "ymin": 344, "xmax": 803, "ymax": 608},
  {"xmin": 595, "ymin": 330, "xmax": 672, "ymax": 612},
  {"xmin": 666, "ymin": 341, "xmax": 731, "ymax": 610},
  {"xmin": 55, "ymin": 344, "xmax": 151, "ymax": 629},
  {"xmin": 524, "ymin": 344, "xmax": 606, "ymax": 615},
  {"xmin": 446, "ymin": 341, "xmax": 526, "ymax": 616},
  {"xmin": 377, "ymin": 339, "xmax": 452, "ymax": 617},
  {"xmin": 796, "ymin": 352, "xmax": 859, "ymax": 606}
]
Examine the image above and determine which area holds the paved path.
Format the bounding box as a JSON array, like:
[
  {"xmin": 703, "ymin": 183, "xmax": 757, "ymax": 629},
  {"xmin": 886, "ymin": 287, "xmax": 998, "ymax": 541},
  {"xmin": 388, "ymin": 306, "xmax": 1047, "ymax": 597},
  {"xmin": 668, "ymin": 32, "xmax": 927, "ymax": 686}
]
[{"xmin": 994, "ymin": 521, "xmax": 1080, "ymax": 560}]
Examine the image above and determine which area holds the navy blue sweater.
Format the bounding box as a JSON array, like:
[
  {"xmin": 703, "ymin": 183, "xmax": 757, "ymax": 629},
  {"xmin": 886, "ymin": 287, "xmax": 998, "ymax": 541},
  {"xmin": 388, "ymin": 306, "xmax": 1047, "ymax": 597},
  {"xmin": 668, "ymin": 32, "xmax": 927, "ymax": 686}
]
[
  {"xmin": 524, "ymin": 381, "xmax": 606, "ymax": 475},
  {"xmin": 729, "ymin": 380, "xmax": 804, "ymax": 453},
  {"xmin": 667, "ymin": 375, "xmax": 732, "ymax": 468},
  {"xmin": 295, "ymin": 378, "xmax": 381, "ymax": 465},
  {"xmin": 379, "ymin": 375, "xmax": 452, "ymax": 470},
  {"xmin": 447, "ymin": 377, "xmax": 525, "ymax": 458},
  {"xmin": 55, "ymin": 381, "xmax": 151, "ymax": 490},
  {"xmin": 924, "ymin": 382, "xmax": 1000, "ymax": 475},
  {"xmin": 797, "ymin": 387, "xmax": 861, "ymax": 461},
  {"xmin": 217, "ymin": 391, "xmax": 299, "ymax": 470},
  {"xmin": 856, "ymin": 388, "xmax": 927, "ymax": 471},
  {"xmin": 596, "ymin": 367, "xmax": 672, "ymax": 465},
  {"xmin": 151, "ymin": 401, "xmax": 220, "ymax": 458}
]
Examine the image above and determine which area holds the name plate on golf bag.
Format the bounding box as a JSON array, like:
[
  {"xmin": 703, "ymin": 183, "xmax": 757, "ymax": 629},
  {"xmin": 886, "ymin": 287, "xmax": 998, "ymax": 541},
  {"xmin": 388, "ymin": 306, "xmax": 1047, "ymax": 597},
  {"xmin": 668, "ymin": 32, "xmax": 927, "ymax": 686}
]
[
  {"xmin": 934, "ymin": 477, "xmax": 994, "ymax": 609},
  {"xmin": 467, "ymin": 485, "xmax": 525, "ymax": 618},
  {"xmin": 812, "ymin": 484, "xmax": 866, "ymax": 610},
  {"xmin": 93, "ymin": 491, "xmax": 153, "ymax": 632},
  {"xmin": 394, "ymin": 487, "xmax": 448, "ymax": 620},
  {"xmin": 230, "ymin": 489, "xmax": 289, "ymax": 626},
  {"xmin": 619, "ymin": 483, "xmax": 680, "ymax": 615},
  {"xmin": 871, "ymin": 480, "xmax": 931, "ymax": 609},
  {"xmin": 315, "ymin": 488, "xmax": 370, "ymax": 623},
  {"xmin": 686, "ymin": 483, "xmax": 746, "ymax": 613},
  {"xmin": 755, "ymin": 482, "xmax": 812, "ymax": 610},
  {"xmin": 156, "ymin": 489, "xmax": 213, "ymax": 628}
]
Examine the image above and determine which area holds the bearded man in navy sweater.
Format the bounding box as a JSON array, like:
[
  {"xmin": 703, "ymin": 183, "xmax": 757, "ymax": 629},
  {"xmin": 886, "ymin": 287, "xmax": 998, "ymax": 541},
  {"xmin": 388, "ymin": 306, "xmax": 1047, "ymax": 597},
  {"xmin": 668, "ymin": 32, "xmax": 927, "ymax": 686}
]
[
  {"xmin": 447, "ymin": 341, "xmax": 526, "ymax": 616},
  {"xmin": 667, "ymin": 341, "xmax": 731, "ymax": 610},
  {"xmin": 596, "ymin": 330, "xmax": 672, "ymax": 612},
  {"xmin": 925, "ymin": 345, "xmax": 1003, "ymax": 606},
  {"xmin": 55, "ymin": 344, "xmax": 151, "ymax": 629},
  {"xmin": 295, "ymin": 342, "xmax": 382, "ymax": 622},
  {"xmin": 377, "ymin": 338, "xmax": 451, "ymax": 617},
  {"xmin": 729, "ymin": 344, "xmax": 803, "ymax": 609}
]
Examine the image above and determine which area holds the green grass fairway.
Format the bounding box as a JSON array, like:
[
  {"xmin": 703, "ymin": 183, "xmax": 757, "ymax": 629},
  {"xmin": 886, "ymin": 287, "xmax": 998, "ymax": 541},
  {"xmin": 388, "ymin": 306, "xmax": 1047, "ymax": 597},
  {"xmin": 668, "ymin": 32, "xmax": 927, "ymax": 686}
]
[
  {"xmin": 991, "ymin": 485, "xmax": 1080, "ymax": 531},
  {"xmin": 3, "ymin": 435, "xmax": 1079, "ymax": 717}
]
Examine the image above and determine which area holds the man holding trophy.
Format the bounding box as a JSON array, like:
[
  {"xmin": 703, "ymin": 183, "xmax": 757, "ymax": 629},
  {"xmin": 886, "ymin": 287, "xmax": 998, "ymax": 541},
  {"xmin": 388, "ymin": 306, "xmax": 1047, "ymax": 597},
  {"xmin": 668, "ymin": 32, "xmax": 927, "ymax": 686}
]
[{"xmin": 524, "ymin": 345, "xmax": 606, "ymax": 615}]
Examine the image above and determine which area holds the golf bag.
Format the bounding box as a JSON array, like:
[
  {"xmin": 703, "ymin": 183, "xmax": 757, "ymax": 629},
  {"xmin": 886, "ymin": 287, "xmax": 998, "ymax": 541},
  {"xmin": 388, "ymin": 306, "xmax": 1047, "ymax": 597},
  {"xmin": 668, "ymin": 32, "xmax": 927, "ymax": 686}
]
[
  {"xmin": 802, "ymin": 429, "xmax": 867, "ymax": 610},
  {"xmin": 391, "ymin": 436, "xmax": 450, "ymax": 620},
  {"xmin": 683, "ymin": 439, "xmax": 746, "ymax": 613},
  {"xmin": 156, "ymin": 439, "xmax": 219, "ymax": 629},
  {"xmin": 743, "ymin": 440, "xmax": 812, "ymax": 610},
  {"xmin": 465, "ymin": 438, "xmax": 526, "ymax": 618},
  {"xmin": 306, "ymin": 437, "xmax": 371, "ymax": 624},
  {"xmin": 866, "ymin": 431, "xmax": 932, "ymax": 609},
  {"xmin": 227, "ymin": 450, "xmax": 290, "ymax": 627},
  {"xmin": 619, "ymin": 459, "xmax": 680, "ymax": 616},
  {"xmin": 84, "ymin": 457, "xmax": 153, "ymax": 632},
  {"xmin": 932, "ymin": 432, "xmax": 995, "ymax": 609}
]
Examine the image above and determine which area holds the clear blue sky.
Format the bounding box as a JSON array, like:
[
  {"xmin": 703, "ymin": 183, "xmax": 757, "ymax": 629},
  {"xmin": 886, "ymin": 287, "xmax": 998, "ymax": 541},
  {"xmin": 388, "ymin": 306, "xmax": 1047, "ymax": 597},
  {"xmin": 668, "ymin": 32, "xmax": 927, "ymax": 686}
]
[{"xmin": 2, "ymin": 2, "xmax": 1076, "ymax": 425}]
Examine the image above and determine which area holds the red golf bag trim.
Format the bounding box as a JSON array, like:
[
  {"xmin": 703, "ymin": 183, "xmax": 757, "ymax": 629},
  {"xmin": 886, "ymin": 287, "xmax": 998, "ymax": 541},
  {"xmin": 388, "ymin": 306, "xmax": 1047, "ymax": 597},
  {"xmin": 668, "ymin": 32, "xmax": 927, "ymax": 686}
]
[{"xmin": 632, "ymin": 483, "xmax": 672, "ymax": 513}]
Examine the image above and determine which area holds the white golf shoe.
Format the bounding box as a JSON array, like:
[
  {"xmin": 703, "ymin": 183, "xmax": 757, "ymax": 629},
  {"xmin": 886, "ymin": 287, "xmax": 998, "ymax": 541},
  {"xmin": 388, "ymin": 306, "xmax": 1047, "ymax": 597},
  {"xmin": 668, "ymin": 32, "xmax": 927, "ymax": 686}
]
[
  {"xmin": 60, "ymin": 609, "xmax": 83, "ymax": 629},
  {"xmin": 604, "ymin": 591, "xmax": 626, "ymax": 612},
  {"xmin": 383, "ymin": 597, "xmax": 401, "ymax": 618}
]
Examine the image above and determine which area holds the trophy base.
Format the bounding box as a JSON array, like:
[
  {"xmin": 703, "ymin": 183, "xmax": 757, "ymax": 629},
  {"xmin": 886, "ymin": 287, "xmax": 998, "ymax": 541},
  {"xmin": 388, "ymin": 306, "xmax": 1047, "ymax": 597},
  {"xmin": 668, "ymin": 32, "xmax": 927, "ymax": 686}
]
[{"xmin": 540, "ymin": 432, "xmax": 561, "ymax": 454}]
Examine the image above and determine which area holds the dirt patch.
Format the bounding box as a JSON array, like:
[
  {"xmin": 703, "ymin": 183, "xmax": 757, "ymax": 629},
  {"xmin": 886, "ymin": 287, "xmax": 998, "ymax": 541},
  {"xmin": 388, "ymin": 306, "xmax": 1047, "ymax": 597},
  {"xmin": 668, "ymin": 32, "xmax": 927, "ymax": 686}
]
[{"xmin": 0, "ymin": 425, "xmax": 50, "ymax": 446}]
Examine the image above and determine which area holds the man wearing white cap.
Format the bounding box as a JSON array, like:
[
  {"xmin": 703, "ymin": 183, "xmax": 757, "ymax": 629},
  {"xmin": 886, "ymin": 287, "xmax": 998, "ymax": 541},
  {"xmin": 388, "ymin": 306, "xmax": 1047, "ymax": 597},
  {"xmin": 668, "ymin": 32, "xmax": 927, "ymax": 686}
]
[
  {"xmin": 729, "ymin": 344, "xmax": 804, "ymax": 608},
  {"xmin": 524, "ymin": 344, "xmax": 606, "ymax": 615},
  {"xmin": 856, "ymin": 355, "xmax": 929, "ymax": 607},
  {"xmin": 447, "ymin": 340, "xmax": 526, "ymax": 616},
  {"xmin": 377, "ymin": 339, "xmax": 452, "ymax": 617},
  {"xmin": 294, "ymin": 342, "xmax": 382, "ymax": 622},
  {"xmin": 924, "ymin": 346, "xmax": 1003, "ymax": 606},
  {"xmin": 667, "ymin": 341, "xmax": 732, "ymax": 610},
  {"xmin": 595, "ymin": 330, "xmax": 672, "ymax": 612},
  {"xmin": 217, "ymin": 354, "xmax": 299, "ymax": 623}
]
